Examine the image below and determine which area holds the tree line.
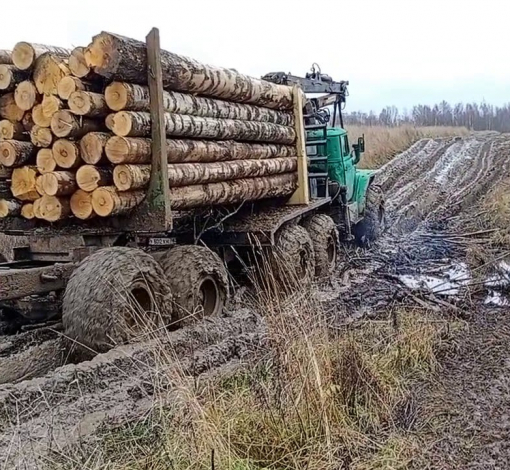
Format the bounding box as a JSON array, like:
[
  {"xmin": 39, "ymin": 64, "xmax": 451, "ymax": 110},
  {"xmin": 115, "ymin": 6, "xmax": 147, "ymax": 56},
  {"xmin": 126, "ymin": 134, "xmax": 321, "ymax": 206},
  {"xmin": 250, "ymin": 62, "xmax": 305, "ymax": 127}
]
[{"xmin": 343, "ymin": 101, "xmax": 510, "ymax": 132}]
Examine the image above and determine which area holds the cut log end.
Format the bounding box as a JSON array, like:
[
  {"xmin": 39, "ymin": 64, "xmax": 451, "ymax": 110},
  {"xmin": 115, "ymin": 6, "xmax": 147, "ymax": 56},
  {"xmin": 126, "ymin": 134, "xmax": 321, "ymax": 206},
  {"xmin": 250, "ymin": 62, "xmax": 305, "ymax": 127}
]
[
  {"xmin": 32, "ymin": 104, "xmax": 52, "ymax": 127},
  {"xmin": 52, "ymin": 139, "xmax": 81, "ymax": 168},
  {"xmin": 104, "ymin": 82, "xmax": 130, "ymax": 111},
  {"xmin": 110, "ymin": 111, "xmax": 133, "ymax": 137},
  {"xmin": 21, "ymin": 202, "xmax": 35, "ymax": 219},
  {"xmin": 41, "ymin": 94, "xmax": 62, "ymax": 118},
  {"xmin": 0, "ymin": 199, "xmax": 22, "ymax": 218},
  {"xmin": 80, "ymin": 132, "xmax": 110, "ymax": 164},
  {"xmin": 91, "ymin": 186, "xmax": 144, "ymax": 217},
  {"xmin": 51, "ymin": 110, "xmax": 102, "ymax": 138},
  {"xmin": 76, "ymin": 165, "xmax": 111, "ymax": 191},
  {"xmin": 11, "ymin": 166, "xmax": 39, "ymax": 201},
  {"xmin": 0, "ymin": 65, "xmax": 14, "ymax": 91},
  {"xmin": 40, "ymin": 171, "xmax": 76, "ymax": 196},
  {"xmin": 0, "ymin": 140, "xmax": 35, "ymax": 167},
  {"xmin": 38, "ymin": 195, "xmax": 70, "ymax": 222},
  {"xmin": 69, "ymin": 47, "xmax": 90, "ymax": 78},
  {"xmin": 36, "ymin": 148, "xmax": 56, "ymax": 173},
  {"xmin": 30, "ymin": 126, "xmax": 53, "ymax": 148},
  {"xmin": 113, "ymin": 164, "xmax": 150, "ymax": 191},
  {"xmin": 0, "ymin": 120, "xmax": 25, "ymax": 140},
  {"xmin": 70, "ymin": 189, "xmax": 94, "ymax": 219},
  {"xmin": 84, "ymin": 34, "xmax": 115, "ymax": 73},
  {"xmin": 68, "ymin": 91, "xmax": 107, "ymax": 117},
  {"xmin": 57, "ymin": 76, "xmax": 84, "ymax": 100},
  {"xmin": 0, "ymin": 93, "xmax": 25, "ymax": 122},
  {"xmin": 12, "ymin": 42, "xmax": 35, "ymax": 70},
  {"xmin": 33, "ymin": 54, "xmax": 71, "ymax": 95},
  {"xmin": 15, "ymin": 81, "xmax": 39, "ymax": 111}
]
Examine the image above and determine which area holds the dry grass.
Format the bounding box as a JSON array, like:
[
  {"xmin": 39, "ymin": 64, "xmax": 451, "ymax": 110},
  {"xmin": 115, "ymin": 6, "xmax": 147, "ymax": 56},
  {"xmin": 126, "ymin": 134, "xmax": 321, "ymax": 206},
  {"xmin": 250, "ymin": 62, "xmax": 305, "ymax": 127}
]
[{"xmin": 348, "ymin": 125, "xmax": 469, "ymax": 169}]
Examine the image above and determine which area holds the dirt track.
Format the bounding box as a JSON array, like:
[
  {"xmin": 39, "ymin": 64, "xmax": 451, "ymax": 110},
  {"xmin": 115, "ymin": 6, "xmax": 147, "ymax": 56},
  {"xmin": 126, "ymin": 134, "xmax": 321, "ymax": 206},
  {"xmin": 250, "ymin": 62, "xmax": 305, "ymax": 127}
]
[{"xmin": 1, "ymin": 132, "xmax": 510, "ymax": 469}]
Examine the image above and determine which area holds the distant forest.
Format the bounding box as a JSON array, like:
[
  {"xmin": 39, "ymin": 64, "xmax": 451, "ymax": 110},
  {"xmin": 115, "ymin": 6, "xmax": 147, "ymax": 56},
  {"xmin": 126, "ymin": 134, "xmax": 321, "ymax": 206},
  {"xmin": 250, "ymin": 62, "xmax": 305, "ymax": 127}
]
[{"xmin": 343, "ymin": 101, "xmax": 510, "ymax": 132}]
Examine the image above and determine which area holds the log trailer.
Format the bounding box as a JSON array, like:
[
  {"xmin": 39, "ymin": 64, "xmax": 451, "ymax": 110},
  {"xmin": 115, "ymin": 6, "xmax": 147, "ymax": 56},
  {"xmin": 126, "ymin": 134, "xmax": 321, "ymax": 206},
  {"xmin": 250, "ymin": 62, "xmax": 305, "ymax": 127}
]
[{"xmin": 0, "ymin": 29, "xmax": 384, "ymax": 352}]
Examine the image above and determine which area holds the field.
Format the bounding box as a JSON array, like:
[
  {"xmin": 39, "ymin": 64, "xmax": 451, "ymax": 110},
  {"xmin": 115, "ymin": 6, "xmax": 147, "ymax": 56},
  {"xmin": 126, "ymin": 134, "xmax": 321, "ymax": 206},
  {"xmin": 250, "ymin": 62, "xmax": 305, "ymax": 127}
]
[{"xmin": 2, "ymin": 131, "xmax": 510, "ymax": 469}]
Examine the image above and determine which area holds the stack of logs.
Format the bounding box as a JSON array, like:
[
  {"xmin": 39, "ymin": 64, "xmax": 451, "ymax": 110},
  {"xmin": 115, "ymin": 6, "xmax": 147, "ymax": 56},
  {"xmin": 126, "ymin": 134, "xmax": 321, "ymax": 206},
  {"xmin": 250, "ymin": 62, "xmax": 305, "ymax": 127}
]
[{"xmin": 0, "ymin": 33, "xmax": 299, "ymax": 222}]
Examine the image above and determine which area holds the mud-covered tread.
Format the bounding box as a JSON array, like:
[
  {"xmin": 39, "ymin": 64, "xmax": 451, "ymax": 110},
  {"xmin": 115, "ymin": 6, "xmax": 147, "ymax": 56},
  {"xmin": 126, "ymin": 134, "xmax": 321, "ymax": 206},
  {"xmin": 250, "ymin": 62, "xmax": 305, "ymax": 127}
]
[
  {"xmin": 354, "ymin": 184, "xmax": 385, "ymax": 245},
  {"xmin": 159, "ymin": 245, "xmax": 228, "ymax": 321},
  {"xmin": 302, "ymin": 214, "xmax": 339, "ymax": 277},
  {"xmin": 62, "ymin": 247, "xmax": 173, "ymax": 353}
]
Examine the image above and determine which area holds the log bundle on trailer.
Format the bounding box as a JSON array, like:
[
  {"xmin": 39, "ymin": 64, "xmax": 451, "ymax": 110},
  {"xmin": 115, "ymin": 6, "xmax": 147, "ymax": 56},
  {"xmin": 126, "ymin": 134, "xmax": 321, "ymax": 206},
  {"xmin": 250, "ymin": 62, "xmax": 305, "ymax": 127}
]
[{"xmin": 0, "ymin": 31, "xmax": 301, "ymax": 224}]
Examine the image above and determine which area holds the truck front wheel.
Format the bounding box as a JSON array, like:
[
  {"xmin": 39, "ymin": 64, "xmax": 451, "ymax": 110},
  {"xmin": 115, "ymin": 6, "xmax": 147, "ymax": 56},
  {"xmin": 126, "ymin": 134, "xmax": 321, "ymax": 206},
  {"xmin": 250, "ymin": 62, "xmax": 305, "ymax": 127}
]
[
  {"xmin": 302, "ymin": 214, "xmax": 339, "ymax": 277},
  {"xmin": 354, "ymin": 184, "xmax": 385, "ymax": 245}
]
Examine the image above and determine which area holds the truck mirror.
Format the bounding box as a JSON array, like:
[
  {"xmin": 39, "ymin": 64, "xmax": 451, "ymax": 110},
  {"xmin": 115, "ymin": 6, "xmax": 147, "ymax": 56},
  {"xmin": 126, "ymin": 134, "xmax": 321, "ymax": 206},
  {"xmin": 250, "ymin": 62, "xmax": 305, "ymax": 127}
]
[{"xmin": 358, "ymin": 135, "xmax": 365, "ymax": 153}]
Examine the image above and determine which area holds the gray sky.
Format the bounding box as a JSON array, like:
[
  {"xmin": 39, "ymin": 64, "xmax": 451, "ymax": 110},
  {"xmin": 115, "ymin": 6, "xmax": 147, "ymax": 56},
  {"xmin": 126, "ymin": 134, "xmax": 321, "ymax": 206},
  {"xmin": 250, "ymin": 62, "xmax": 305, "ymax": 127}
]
[{"xmin": 2, "ymin": 0, "xmax": 508, "ymax": 113}]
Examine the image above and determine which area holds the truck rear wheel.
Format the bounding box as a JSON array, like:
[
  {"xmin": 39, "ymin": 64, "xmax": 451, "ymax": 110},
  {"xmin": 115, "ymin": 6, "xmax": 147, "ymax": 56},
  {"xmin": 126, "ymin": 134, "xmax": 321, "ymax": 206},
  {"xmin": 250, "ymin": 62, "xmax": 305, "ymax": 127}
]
[
  {"xmin": 303, "ymin": 214, "xmax": 339, "ymax": 277},
  {"xmin": 62, "ymin": 247, "xmax": 173, "ymax": 353},
  {"xmin": 354, "ymin": 184, "xmax": 385, "ymax": 246},
  {"xmin": 159, "ymin": 245, "xmax": 228, "ymax": 322}
]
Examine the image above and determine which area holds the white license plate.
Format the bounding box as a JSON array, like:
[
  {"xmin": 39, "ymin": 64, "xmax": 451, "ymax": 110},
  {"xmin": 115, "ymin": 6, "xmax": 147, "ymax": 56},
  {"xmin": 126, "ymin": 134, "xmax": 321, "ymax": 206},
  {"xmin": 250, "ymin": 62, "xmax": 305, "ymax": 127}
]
[{"xmin": 148, "ymin": 237, "xmax": 175, "ymax": 246}]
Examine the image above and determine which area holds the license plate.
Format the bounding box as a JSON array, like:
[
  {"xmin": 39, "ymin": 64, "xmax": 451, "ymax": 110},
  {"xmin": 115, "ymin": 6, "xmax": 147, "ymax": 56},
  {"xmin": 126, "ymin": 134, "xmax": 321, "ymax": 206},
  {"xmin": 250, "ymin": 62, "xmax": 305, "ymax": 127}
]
[{"xmin": 148, "ymin": 237, "xmax": 175, "ymax": 246}]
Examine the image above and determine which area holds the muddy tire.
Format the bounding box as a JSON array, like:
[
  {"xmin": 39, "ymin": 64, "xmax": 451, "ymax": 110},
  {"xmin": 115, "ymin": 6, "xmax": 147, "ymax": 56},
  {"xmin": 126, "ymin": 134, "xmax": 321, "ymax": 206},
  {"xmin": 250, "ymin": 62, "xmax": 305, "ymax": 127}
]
[
  {"xmin": 62, "ymin": 247, "xmax": 173, "ymax": 353},
  {"xmin": 273, "ymin": 224, "xmax": 315, "ymax": 284},
  {"xmin": 159, "ymin": 245, "xmax": 228, "ymax": 322},
  {"xmin": 354, "ymin": 184, "xmax": 385, "ymax": 246},
  {"xmin": 302, "ymin": 214, "xmax": 339, "ymax": 277}
]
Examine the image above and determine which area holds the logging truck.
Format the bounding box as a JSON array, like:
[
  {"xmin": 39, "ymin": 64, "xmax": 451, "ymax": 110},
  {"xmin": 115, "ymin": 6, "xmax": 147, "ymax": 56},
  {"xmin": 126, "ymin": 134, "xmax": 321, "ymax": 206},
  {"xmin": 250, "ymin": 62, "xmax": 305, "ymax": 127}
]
[{"xmin": 0, "ymin": 29, "xmax": 384, "ymax": 352}]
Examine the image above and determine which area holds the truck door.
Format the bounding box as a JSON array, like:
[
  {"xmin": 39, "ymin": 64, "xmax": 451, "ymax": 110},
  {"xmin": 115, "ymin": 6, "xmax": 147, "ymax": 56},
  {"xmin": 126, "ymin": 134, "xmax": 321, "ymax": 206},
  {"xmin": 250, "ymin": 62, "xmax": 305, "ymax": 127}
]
[{"xmin": 342, "ymin": 135, "xmax": 356, "ymax": 201}]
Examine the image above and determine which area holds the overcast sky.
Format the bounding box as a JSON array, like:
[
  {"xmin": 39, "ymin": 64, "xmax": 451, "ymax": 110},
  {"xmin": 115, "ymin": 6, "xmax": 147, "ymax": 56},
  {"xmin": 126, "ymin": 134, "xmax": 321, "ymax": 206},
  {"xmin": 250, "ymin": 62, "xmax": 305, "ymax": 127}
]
[{"xmin": 2, "ymin": 0, "xmax": 508, "ymax": 113}]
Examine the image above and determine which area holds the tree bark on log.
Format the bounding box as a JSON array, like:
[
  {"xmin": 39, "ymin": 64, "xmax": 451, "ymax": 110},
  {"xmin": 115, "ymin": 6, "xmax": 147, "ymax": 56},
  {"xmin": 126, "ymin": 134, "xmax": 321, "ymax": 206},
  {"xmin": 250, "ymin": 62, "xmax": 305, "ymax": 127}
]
[
  {"xmin": 80, "ymin": 132, "xmax": 110, "ymax": 164},
  {"xmin": 11, "ymin": 166, "xmax": 39, "ymax": 200},
  {"xmin": 76, "ymin": 165, "xmax": 112, "ymax": 191},
  {"xmin": 33, "ymin": 54, "xmax": 71, "ymax": 95},
  {"xmin": 0, "ymin": 120, "xmax": 26, "ymax": 140},
  {"xmin": 38, "ymin": 195, "xmax": 71, "ymax": 221},
  {"xmin": 0, "ymin": 140, "xmax": 35, "ymax": 167},
  {"xmin": 68, "ymin": 91, "xmax": 108, "ymax": 117},
  {"xmin": 105, "ymin": 136, "xmax": 296, "ymax": 164},
  {"xmin": 0, "ymin": 199, "xmax": 22, "ymax": 217},
  {"xmin": 22, "ymin": 111, "xmax": 35, "ymax": 132},
  {"xmin": 0, "ymin": 165, "xmax": 12, "ymax": 178},
  {"xmin": 113, "ymin": 157, "xmax": 298, "ymax": 191},
  {"xmin": 105, "ymin": 82, "xmax": 294, "ymax": 126},
  {"xmin": 36, "ymin": 148, "xmax": 57, "ymax": 174},
  {"xmin": 85, "ymin": 32, "xmax": 293, "ymax": 110},
  {"xmin": 14, "ymin": 81, "xmax": 40, "ymax": 111},
  {"xmin": 30, "ymin": 125, "xmax": 53, "ymax": 148},
  {"xmin": 169, "ymin": 173, "xmax": 298, "ymax": 210},
  {"xmin": 13, "ymin": 42, "xmax": 71, "ymax": 71},
  {"xmin": 0, "ymin": 94, "xmax": 25, "ymax": 122},
  {"xmin": 52, "ymin": 139, "xmax": 81, "ymax": 168},
  {"xmin": 41, "ymin": 94, "xmax": 63, "ymax": 118},
  {"xmin": 0, "ymin": 50, "xmax": 13, "ymax": 65},
  {"xmin": 0, "ymin": 65, "xmax": 28, "ymax": 92},
  {"xmin": 111, "ymin": 111, "xmax": 296, "ymax": 144},
  {"xmin": 40, "ymin": 171, "xmax": 77, "ymax": 196},
  {"xmin": 51, "ymin": 110, "xmax": 103, "ymax": 138},
  {"xmin": 21, "ymin": 202, "xmax": 35, "ymax": 219},
  {"xmin": 91, "ymin": 186, "xmax": 145, "ymax": 217},
  {"xmin": 70, "ymin": 189, "xmax": 95, "ymax": 219},
  {"xmin": 32, "ymin": 104, "xmax": 52, "ymax": 127}
]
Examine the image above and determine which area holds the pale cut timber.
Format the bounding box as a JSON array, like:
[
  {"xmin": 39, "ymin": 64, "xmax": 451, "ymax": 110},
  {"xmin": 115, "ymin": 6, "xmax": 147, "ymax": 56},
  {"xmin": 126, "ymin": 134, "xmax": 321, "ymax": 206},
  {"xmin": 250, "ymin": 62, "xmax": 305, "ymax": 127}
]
[
  {"xmin": 41, "ymin": 94, "xmax": 63, "ymax": 118},
  {"xmin": 21, "ymin": 202, "xmax": 35, "ymax": 219},
  {"xmin": 36, "ymin": 148, "xmax": 56, "ymax": 173},
  {"xmin": 12, "ymin": 42, "xmax": 71, "ymax": 71},
  {"xmin": 11, "ymin": 166, "xmax": 39, "ymax": 200},
  {"xmin": 0, "ymin": 65, "xmax": 28, "ymax": 92},
  {"xmin": 169, "ymin": 173, "xmax": 298, "ymax": 210},
  {"xmin": 105, "ymin": 82, "xmax": 294, "ymax": 126},
  {"xmin": 113, "ymin": 157, "xmax": 298, "ymax": 191},
  {"xmin": 76, "ymin": 165, "xmax": 112, "ymax": 191},
  {"xmin": 0, "ymin": 94, "xmax": 25, "ymax": 122},
  {"xmin": 80, "ymin": 132, "xmax": 110, "ymax": 164},
  {"xmin": 32, "ymin": 104, "xmax": 52, "ymax": 127},
  {"xmin": 40, "ymin": 171, "xmax": 76, "ymax": 196},
  {"xmin": 22, "ymin": 111, "xmax": 35, "ymax": 132},
  {"xmin": 85, "ymin": 32, "xmax": 293, "ymax": 110},
  {"xmin": 0, "ymin": 120, "xmax": 26, "ymax": 140},
  {"xmin": 33, "ymin": 54, "xmax": 71, "ymax": 95},
  {"xmin": 52, "ymin": 139, "xmax": 81, "ymax": 168},
  {"xmin": 0, "ymin": 140, "xmax": 35, "ymax": 167},
  {"xmin": 91, "ymin": 186, "xmax": 145, "ymax": 217},
  {"xmin": 68, "ymin": 47, "xmax": 91, "ymax": 78},
  {"xmin": 105, "ymin": 114, "xmax": 115, "ymax": 131},
  {"xmin": 0, "ymin": 50, "xmax": 13, "ymax": 65},
  {"xmin": 14, "ymin": 81, "xmax": 39, "ymax": 111},
  {"xmin": 51, "ymin": 110, "xmax": 103, "ymax": 138},
  {"xmin": 70, "ymin": 189, "xmax": 94, "ymax": 219},
  {"xmin": 105, "ymin": 136, "xmax": 296, "ymax": 164},
  {"xmin": 57, "ymin": 76, "xmax": 100, "ymax": 100},
  {"xmin": 0, "ymin": 199, "xmax": 22, "ymax": 217},
  {"xmin": 33, "ymin": 197, "xmax": 42, "ymax": 218},
  {"xmin": 111, "ymin": 111, "xmax": 296, "ymax": 144},
  {"xmin": 35, "ymin": 174, "xmax": 45, "ymax": 196},
  {"xmin": 68, "ymin": 91, "xmax": 108, "ymax": 117},
  {"xmin": 30, "ymin": 125, "xmax": 53, "ymax": 148},
  {"xmin": 38, "ymin": 195, "xmax": 70, "ymax": 221}
]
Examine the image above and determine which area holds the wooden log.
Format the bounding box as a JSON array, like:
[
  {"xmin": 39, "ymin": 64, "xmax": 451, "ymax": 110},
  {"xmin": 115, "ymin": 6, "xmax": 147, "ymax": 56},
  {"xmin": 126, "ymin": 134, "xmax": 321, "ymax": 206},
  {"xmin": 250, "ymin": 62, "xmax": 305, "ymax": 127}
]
[
  {"xmin": 91, "ymin": 186, "xmax": 145, "ymax": 217},
  {"xmin": 57, "ymin": 76, "xmax": 101, "ymax": 100},
  {"xmin": 0, "ymin": 93, "xmax": 25, "ymax": 122},
  {"xmin": 169, "ymin": 173, "xmax": 298, "ymax": 210},
  {"xmin": 114, "ymin": 157, "xmax": 298, "ymax": 191},
  {"xmin": 105, "ymin": 82, "xmax": 294, "ymax": 126},
  {"xmin": 0, "ymin": 141, "xmax": 35, "ymax": 167},
  {"xmin": 35, "ymin": 174, "xmax": 46, "ymax": 195},
  {"xmin": 68, "ymin": 47, "xmax": 91, "ymax": 78},
  {"xmin": 80, "ymin": 132, "xmax": 110, "ymax": 164},
  {"xmin": 111, "ymin": 112, "xmax": 296, "ymax": 144},
  {"xmin": 33, "ymin": 54, "xmax": 71, "ymax": 95},
  {"xmin": 0, "ymin": 50, "xmax": 13, "ymax": 65},
  {"xmin": 0, "ymin": 165, "xmax": 12, "ymax": 178},
  {"xmin": 40, "ymin": 171, "xmax": 76, "ymax": 196},
  {"xmin": 14, "ymin": 81, "xmax": 40, "ymax": 111},
  {"xmin": 30, "ymin": 125, "xmax": 53, "ymax": 148},
  {"xmin": 105, "ymin": 113, "xmax": 115, "ymax": 131},
  {"xmin": 0, "ymin": 120, "xmax": 26, "ymax": 140},
  {"xmin": 41, "ymin": 94, "xmax": 63, "ymax": 118},
  {"xmin": 21, "ymin": 202, "xmax": 35, "ymax": 219},
  {"xmin": 0, "ymin": 199, "xmax": 22, "ymax": 218},
  {"xmin": 0, "ymin": 65, "xmax": 28, "ymax": 92},
  {"xmin": 22, "ymin": 111, "xmax": 35, "ymax": 132},
  {"xmin": 0, "ymin": 180, "xmax": 10, "ymax": 198},
  {"xmin": 50, "ymin": 110, "xmax": 103, "ymax": 138},
  {"xmin": 12, "ymin": 42, "xmax": 70, "ymax": 71},
  {"xmin": 36, "ymin": 148, "xmax": 57, "ymax": 173},
  {"xmin": 76, "ymin": 165, "xmax": 112, "ymax": 191},
  {"xmin": 11, "ymin": 166, "xmax": 39, "ymax": 200},
  {"xmin": 68, "ymin": 91, "xmax": 108, "ymax": 117},
  {"xmin": 52, "ymin": 139, "xmax": 81, "ymax": 168},
  {"xmin": 33, "ymin": 197, "xmax": 42, "ymax": 218},
  {"xmin": 70, "ymin": 189, "xmax": 94, "ymax": 219},
  {"xmin": 85, "ymin": 32, "xmax": 293, "ymax": 110},
  {"xmin": 32, "ymin": 104, "xmax": 52, "ymax": 127},
  {"xmin": 38, "ymin": 195, "xmax": 70, "ymax": 221}
]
